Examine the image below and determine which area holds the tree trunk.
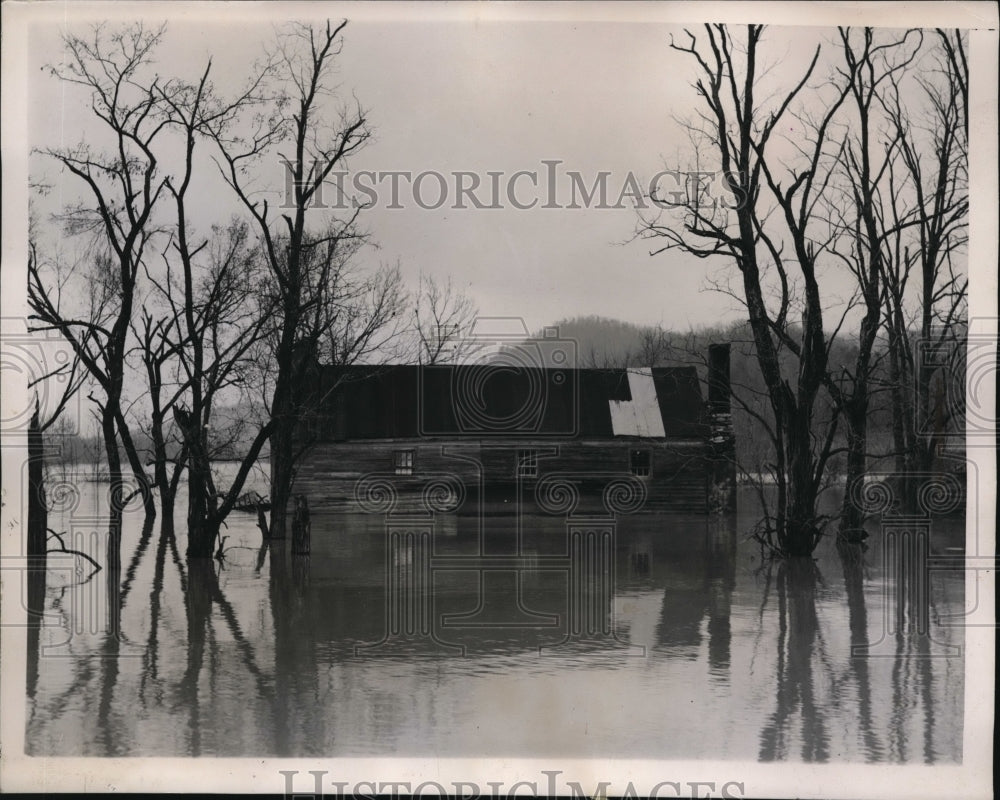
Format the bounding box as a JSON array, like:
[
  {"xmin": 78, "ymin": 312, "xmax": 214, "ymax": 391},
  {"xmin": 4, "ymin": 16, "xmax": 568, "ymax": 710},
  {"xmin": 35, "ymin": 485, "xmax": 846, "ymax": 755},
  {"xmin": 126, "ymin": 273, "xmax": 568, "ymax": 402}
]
[
  {"xmin": 839, "ymin": 399, "xmax": 870, "ymax": 542},
  {"xmin": 150, "ymin": 407, "xmax": 178, "ymax": 539},
  {"xmin": 269, "ymin": 419, "xmax": 294, "ymax": 540},
  {"xmin": 159, "ymin": 490, "xmax": 177, "ymax": 541},
  {"xmin": 767, "ymin": 400, "xmax": 822, "ymax": 558},
  {"xmin": 784, "ymin": 421, "xmax": 820, "ymax": 557},
  {"xmin": 101, "ymin": 405, "xmax": 123, "ymax": 572},
  {"xmin": 116, "ymin": 411, "xmax": 157, "ymax": 521},
  {"xmin": 28, "ymin": 406, "xmax": 48, "ymax": 562},
  {"xmin": 888, "ymin": 334, "xmax": 908, "ymax": 474},
  {"xmin": 175, "ymin": 407, "xmax": 217, "ymax": 559},
  {"xmin": 26, "ymin": 407, "xmax": 47, "ymax": 702},
  {"xmin": 185, "ymin": 454, "xmax": 214, "ymax": 558}
]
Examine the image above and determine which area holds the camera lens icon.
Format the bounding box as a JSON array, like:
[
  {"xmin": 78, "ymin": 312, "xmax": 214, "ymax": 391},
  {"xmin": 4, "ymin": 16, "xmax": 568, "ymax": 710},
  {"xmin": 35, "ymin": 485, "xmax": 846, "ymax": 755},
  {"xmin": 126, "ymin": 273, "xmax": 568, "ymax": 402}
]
[
  {"xmin": 453, "ymin": 348, "xmax": 546, "ymax": 434},
  {"xmin": 1, "ymin": 346, "xmax": 46, "ymax": 430},
  {"xmin": 417, "ymin": 320, "xmax": 579, "ymax": 438},
  {"xmin": 2, "ymin": 319, "xmax": 84, "ymax": 434},
  {"xmin": 450, "ymin": 339, "xmax": 577, "ymax": 437}
]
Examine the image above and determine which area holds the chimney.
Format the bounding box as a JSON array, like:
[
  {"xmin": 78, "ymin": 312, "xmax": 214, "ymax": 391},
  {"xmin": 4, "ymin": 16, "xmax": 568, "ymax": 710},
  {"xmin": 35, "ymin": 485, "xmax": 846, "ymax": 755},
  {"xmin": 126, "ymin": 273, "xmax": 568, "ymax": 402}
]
[
  {"xmin": 706, "ymin": 342, "xmax": 736, "ymax": 514},
  {"xmin": 707, "ymin": 343, "xmax": 731, "ymax": 415}
]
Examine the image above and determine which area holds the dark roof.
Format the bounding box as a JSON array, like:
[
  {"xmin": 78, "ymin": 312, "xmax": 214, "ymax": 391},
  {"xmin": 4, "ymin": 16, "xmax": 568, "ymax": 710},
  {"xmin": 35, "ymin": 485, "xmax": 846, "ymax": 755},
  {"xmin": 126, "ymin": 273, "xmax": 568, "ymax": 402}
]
[{"xmin": 307, "ymin": 364, "xmax": 706, "ymax": 441}]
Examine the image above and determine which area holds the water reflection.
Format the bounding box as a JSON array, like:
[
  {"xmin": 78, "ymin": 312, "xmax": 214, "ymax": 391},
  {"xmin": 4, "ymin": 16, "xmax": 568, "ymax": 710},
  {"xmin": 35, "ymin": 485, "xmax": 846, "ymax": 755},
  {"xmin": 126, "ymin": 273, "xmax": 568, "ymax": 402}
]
[
  {"xmin": 179, "ymin": 557, "xmax": 210, "ymax": 755},
  {"xmin": 24, "ymin": 481, "xmax": 965, "ymax": 761},
  {"xmin": 25, "ymin": 557, "xmax": 46, "ymax": 704},
  {"xmin": 757, "ymin": 558, "xmax": 829, "ymax": 762},
  {"xmin": 271, "ymin": 545, "xmax": 324, "ymax": 756},
  {"xmin": 706, "ymin": 517, "xmax": 737, "ymax": 681},
  {"xmin": 137, "ymin": 524, "xmax": 170, "ymax": 713},
  {"xmin": 643, "ymin": 515, "xmax": 736, "ymax": 684},
  {"xmin": 837, "ymin": 540, "xmax": 883, "ymax": 762}
]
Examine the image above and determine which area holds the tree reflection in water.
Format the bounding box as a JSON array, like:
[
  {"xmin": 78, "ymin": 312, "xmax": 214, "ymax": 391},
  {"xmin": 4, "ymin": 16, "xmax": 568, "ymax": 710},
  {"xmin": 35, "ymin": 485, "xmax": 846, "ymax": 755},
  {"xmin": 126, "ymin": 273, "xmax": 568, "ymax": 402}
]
[
  {"xmin": 756, "ymin": 531, "xmax": 955, "ymax": 764},
  {"xmin": 758, "ymin": 558, "xmax": 829, "ymax": 762},
  {"xmin": 837, "ymin": 540, "xmax": 883, "ymax": 762},
  {"xmin": 269, "ymin": 541, "xmax": 322, "ymax": 756},
  {"xmin": 23, "ymin": 490, "xmax": 964, "ymax": 762},
  {"xmin": 885, "ymin": 540, "xmax": 939, "ymax": 765},
  {"xmin": 179, "ymin": 556, "xmax": 211, "ymax": 755},
  {"xmin": 705, "ymin": 516, "xmax": 737, "ymax": 682}
]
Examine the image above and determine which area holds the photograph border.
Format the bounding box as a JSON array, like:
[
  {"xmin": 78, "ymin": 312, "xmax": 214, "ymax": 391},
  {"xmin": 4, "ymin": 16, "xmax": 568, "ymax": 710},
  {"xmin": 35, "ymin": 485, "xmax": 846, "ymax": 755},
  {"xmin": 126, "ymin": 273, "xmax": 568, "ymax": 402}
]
[{"xmin": 1, "ymin": 2, "xmax": 995, "ymax": 797}]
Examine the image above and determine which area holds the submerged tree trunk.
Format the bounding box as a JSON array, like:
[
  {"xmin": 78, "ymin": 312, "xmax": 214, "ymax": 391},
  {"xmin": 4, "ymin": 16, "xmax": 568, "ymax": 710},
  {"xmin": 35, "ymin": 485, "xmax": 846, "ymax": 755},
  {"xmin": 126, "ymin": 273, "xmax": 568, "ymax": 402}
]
[
  {"xmin": 837, "ymin": 292, "xmax": 881, "ymax": 541},
  {"xmin": 159, "ymin": 491, "xmax": 177, "ymax": 541},
  {"xmin": 888, "ymin": 334, "xmax": 909, "ymax": 475},
  {"xmin": 28, "ymin": 406, "xmax": 48, "ymax": 563},
  {"xmin": 148, "ymin": 403, "xmax": 182, "ymax": 541},
  {"xmin": 269, "ymin": 417, "xmax": 294, "ymax": 540},
  {"xmin": 101, "ymin": 405, "xmax": 124, "ymax": 572},
  {"xmin": 27, "ymin": 407, "xmax": 47, "ymax": 702},
  {"xmin": 783, "ymin": 414, "xmax": 822, "ymax": 557},
  {"xmin": 175, "ymin": 407, "xmax": 217, "ymax": 559},
  {"xmin": 175, "ymin": 405, "xmax": 272, "ymax": 558},
  {"xmin": 839, "ymin": 399, "xmax": 870, "ymax": 542}
]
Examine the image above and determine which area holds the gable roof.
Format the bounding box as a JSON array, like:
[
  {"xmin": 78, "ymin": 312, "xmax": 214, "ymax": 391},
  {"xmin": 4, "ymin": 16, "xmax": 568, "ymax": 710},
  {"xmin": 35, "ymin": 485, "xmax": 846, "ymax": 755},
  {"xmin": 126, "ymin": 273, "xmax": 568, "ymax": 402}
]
[{"xmin": 309, "ymin": 363, "xmax": 706, "ymax": 441}]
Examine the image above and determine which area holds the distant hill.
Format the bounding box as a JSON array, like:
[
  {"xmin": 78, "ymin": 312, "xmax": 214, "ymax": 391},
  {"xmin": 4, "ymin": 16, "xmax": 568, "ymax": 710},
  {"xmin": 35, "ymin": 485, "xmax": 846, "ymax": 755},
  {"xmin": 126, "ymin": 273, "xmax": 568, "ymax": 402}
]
[
  {"xmin": 537, "ymin": 315, "xmax": 656, "ymax": 368},
  {"xmin": 528, "ymin": 315, "xmax": 892, "ymax": 479}
]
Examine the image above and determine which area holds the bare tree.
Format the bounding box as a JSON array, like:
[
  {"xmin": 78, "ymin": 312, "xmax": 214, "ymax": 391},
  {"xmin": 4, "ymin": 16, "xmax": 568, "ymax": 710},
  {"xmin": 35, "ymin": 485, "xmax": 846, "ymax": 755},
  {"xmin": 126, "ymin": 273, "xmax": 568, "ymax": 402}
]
[
  {"xmin": 413, "ymin": 274, "xmax": 481, "ymax": 364},
  {"xmin": 143, "ymin": 218, "xmax": 273, "ymax": 555},
  {"xmin": 254, "ymin": 235, "xmax": 410, "ymax": 523},
  {"xmin": 29, "ymin": 23, "xmax": 174, "ymax": 564},
  {"xmin": 642, "ymin": 25, "xmax": 968, "ymax": 553},
  {"xmin": 145, "ymin": 55, "xmax": 277, "ymax": 557},
  {"xmin": 819, "ymin": 28, "xmax": 923, "ymax": 539},
  {"xmin": 208, "ymin": 20, "xmax": 379, "ymax": 541},
  {"xmin": 877, "ymin": 29, "xmax": 968, "ymax": 507},
  {"xmin": 637, "ymin": 324, "xmax": 673, "ymax": 369},
  {"xmin": 640, "ymin": 24, "xmax": 856, "ymax": 556}
]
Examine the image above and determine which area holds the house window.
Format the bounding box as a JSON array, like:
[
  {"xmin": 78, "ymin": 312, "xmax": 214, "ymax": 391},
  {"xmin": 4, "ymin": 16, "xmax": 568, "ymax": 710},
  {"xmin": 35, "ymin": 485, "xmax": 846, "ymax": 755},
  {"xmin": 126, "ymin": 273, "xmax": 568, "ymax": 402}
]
[
  {"xmin": 630, "ymin": 449, "xmax": 651, "ymax": 477},
  {"xmin": 393, "ymin": 449, "xmax": 415, "ymax": 476},
  {"xmin": 517, "ymin": 448, "xmax": 538, "ymax": 478}
]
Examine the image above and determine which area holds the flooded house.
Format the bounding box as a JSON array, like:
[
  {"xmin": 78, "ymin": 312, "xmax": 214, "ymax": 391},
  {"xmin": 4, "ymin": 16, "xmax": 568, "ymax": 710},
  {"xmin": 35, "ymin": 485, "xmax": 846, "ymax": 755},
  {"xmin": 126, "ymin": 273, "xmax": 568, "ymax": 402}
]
[{"xmin": 291, "ymin": 344, "xmax": 736, "ymax": 515}]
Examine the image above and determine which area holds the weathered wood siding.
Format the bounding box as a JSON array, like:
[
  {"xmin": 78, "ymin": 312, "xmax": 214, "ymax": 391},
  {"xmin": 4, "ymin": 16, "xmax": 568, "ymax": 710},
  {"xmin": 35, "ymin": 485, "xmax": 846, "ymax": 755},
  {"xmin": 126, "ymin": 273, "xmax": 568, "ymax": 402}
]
[{"xmin": 292, "ymin": 438, "xmax": 709, "ymax": 514}]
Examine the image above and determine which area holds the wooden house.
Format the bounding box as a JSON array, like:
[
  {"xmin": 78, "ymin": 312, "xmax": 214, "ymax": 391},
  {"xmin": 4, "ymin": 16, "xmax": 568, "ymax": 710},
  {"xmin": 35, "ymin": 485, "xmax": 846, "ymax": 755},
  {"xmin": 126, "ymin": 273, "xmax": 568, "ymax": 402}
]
[{"xmin": 291, "ymin": 346, "xmax": 735, "ymax": 515}]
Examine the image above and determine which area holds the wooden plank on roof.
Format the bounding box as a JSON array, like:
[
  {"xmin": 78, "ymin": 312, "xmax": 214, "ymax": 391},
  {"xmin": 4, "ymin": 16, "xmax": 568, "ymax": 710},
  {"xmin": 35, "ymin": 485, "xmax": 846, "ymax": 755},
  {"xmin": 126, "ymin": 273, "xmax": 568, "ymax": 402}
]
[{"xmin": 608, "ymin": 368, "xmax": 666, "ymax": 437}]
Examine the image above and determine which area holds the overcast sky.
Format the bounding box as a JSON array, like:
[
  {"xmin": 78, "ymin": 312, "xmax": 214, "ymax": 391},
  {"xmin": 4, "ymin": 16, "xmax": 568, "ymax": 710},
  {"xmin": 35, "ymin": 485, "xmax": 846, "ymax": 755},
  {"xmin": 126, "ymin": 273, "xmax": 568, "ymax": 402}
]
[
  {"xmin": 16, "ymin": 0, "xmax": 991, "ymax": 351},
  {"xmin": 25, "ymin": 8, "xmax": 846, "ymax": 335}
]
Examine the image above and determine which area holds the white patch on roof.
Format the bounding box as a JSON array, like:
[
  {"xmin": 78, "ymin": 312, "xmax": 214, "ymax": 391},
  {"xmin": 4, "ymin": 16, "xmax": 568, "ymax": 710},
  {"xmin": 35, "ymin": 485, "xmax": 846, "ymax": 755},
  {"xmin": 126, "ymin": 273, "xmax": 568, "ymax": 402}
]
[{"xmin": 609, "ymin": 368, "xmax": 666, "ymax": 437}]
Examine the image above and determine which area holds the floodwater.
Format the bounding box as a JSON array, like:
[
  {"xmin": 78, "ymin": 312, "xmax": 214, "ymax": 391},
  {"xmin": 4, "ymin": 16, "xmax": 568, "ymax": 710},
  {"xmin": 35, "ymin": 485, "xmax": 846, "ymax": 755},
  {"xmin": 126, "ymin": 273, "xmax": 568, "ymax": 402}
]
[{"xmin": 23, "ymin": 467, "xmax": 965, "ymax": 761}]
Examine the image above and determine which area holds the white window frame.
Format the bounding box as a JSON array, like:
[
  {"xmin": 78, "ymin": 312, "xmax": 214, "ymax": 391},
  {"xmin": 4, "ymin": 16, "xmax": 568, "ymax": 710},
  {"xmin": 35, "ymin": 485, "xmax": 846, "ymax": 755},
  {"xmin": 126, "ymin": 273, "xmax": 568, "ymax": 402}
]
[
  {"xmin": 629, "ymin": 449, "xmax": 651, "ymax": 478},
  {"xmin": 517, "ymin": 448, "xmax": 539, "ymax": 478},
  {"xmin": 393, "ymin": 448, "xmax": 415, "ymax": 476}
]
